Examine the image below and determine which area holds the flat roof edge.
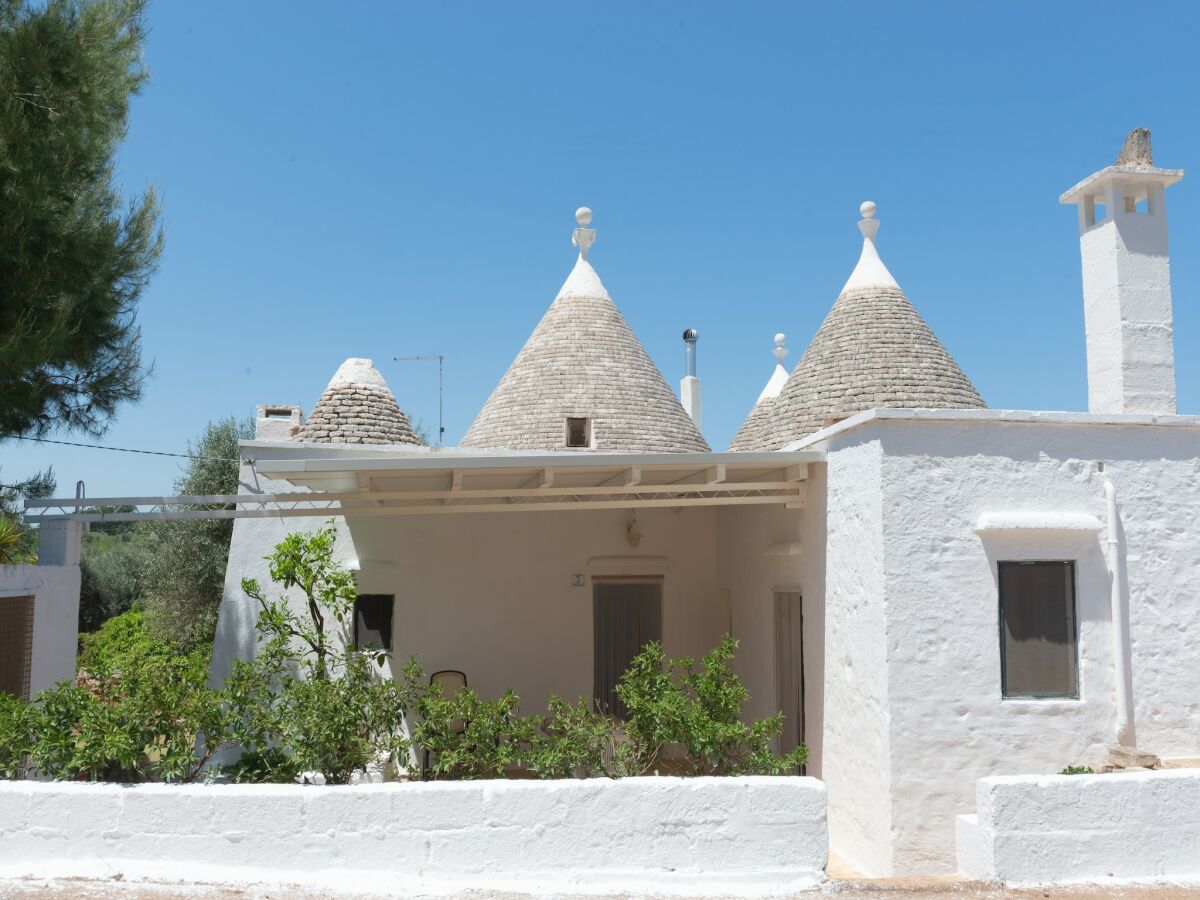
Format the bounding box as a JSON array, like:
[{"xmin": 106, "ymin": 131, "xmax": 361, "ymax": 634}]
[{"xmin": 785, "ymin": 408, "xmax": 1200, "ymax": 451}]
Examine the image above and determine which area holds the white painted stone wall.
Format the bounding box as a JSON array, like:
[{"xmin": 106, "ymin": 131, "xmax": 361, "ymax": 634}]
[
  {"xmin": 813, "ymin": 413, "xmax": 1200, "ymax": 876},
  {"xmin": 818, "ymin": 439, "xmax": 895, "ymax": 876},
  {"xmin": 213, "ymin": 440, "xmax": 728, "ymax": 718},
  {"xmin": 0, "ymin": 564, "xmax": 80, "ymax": 698},
  {"xmin": 714, "ymin": 466, "xmax": 825, "ymax": 777},
  {"xmin": 957, "ymin": 770, "xmax": 1200, "ymax": 884},
  {"xmin": 0, "ymin": 777, "xmax": 828, "ymax": 895}
]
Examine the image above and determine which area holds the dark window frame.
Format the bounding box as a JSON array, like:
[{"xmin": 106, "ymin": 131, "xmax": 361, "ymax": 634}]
[
  {"xmin": 353, "ymin": 594, "xmax": 395, "ymax": 653},
  {"xmin": 998, "ymin": 560, "xmax": 1079, "ymax": 700}
]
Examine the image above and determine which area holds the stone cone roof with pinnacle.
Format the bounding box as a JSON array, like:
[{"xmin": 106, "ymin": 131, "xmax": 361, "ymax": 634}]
[
  {"xmin": 461, "ymin": 210, "xmax": 709, "ymax": 453},
  {"xmin": 729, "ymin": 334, "xmax": 790, "ymax": 451},
  {"xmin": 758, "ymin": 202, "xmax": 985, "ymax": 450},
  {"xmin": 297, "ymin": 357, "xmax": 421, "ymax": 445}
]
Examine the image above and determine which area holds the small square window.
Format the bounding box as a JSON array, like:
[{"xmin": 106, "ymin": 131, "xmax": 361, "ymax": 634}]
[
  {"xmin": 354, "ymin": 594, "xmax": 394, "ymax": 652},
  {"xmin": 998, "ymin": 561, "xmax": 1078, "ymax": 699},
  {"xmin": 566, "ymin": 417, "xmax": 591, "ymax": 448}
]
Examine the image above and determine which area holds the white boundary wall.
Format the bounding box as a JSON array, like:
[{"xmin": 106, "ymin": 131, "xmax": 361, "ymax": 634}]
[
  {"xmin": 0, "ymin": 777, "xmax": 827, "ymax": 895},
  {"xmin": 957, "ymin": 770, "xmax": 1200, "ymax": 884}
]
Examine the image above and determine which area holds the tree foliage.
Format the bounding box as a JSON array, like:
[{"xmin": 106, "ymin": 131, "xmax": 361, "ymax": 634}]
[
  {"xmin": 0, "ymin": 0, "xmax": 162, "ymax": 439},
  {"xmin": 0, "ymin": 466, "xmax": 54, "ymax": 563},
  {"xmin": 140, "ymin": 416, "xmax": 251, "ymax": 647}
]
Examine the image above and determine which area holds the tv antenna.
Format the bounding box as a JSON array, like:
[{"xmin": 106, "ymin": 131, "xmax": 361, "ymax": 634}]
[{"xmin": 394, "ymin": 354, "xmax": 445, "ymax": 446}]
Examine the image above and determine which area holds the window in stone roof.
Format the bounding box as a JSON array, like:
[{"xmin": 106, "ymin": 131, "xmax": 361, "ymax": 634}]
[{"xmin": 566, "ymin": 417, "xmax": 592, "ymax": 448}]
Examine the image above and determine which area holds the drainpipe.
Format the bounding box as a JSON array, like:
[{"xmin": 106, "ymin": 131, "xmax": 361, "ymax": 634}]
[{"xmin": 1104, "ymin": 480, "xmax": 1136, "ymax": 747}]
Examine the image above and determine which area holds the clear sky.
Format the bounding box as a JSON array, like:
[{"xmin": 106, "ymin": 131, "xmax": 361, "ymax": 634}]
[{"xmin": 4, "ymin": 1, "xmax": 1199, "ymax": 499}]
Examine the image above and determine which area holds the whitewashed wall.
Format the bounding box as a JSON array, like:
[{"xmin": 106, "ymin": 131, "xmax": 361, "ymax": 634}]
[
  {"xmin": 714, "ymin": 464, "xmax": 825, "ymax": 777},
  {"xmin": 0, "ymin": 778, "xmax": 828, "ymax": 895},
  {"xmin": 957, "ymin": 770, "xmax": 1200, "ymax": 884},
  {"xmin": 212, "ymin": 440, "xmax": 728, "ymax": 716},
  {"xmin": 818, "ymin": 414, "xmax": 1200, "ymax": 876},
  {"xmin": 818, "ymin": 440, "xmax": 895, "ymax": 876},
  {"xmin": 0, "ymin": 564, "xmax": 80, "ymax": 698},
  {"xmin": 358, "ymin": 502, "xmax": 724, "ymax": 713}
]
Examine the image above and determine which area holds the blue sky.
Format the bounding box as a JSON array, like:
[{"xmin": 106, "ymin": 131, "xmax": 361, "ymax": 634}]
[{"xmin": 5, "ymin": 1, "xmax": 1200, "ymax": 498}]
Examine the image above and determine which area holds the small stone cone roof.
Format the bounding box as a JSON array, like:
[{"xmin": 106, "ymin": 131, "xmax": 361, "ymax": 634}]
[
  {"xmin": 729, "ymin": 335, "xmax": 790, "ymax": 451},
  {"xmin": 296, "ymin": 358, "xmax": 421, "ymax": 445},
  {"xmin": 758, "ymin": 203, "xmax": 985, "ymax": 450},
  {"xmin": 461, "ymin": 215, "xmax": 709, "ymax": 453}
]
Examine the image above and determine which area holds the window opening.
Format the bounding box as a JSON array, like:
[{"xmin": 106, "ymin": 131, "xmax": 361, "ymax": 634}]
[
  {"xmin": 998, "ymin": 561, "xmax": 1078, "ymax": 699},
  {"xmin": 354, "ymin": 594, "xmax": 394, "ymax": 653},
  {"xmin": 566, "ymin": 417, "xmax": 591, "ymax": 448}
]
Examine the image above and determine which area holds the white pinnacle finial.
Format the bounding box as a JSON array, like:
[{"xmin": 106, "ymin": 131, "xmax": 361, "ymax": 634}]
[
  {"xmin": 572, "ymin": 206, "xmax": 596, "ymax": 259},
  {"xmin": 773, "ymin": 333, "xmax": 788, "ymax": 365},
  {"xmin": 841, "ymin": 199, "xmax": 899, "ymax": 292},
  {"xmin": 858, "ymin": 200, "xmax": 880, "ymax": 241}
]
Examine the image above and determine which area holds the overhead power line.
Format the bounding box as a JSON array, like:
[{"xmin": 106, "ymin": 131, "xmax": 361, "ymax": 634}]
[{"xmin": 9, "ymin": 435, "xmax": 240, "ymax": 463}]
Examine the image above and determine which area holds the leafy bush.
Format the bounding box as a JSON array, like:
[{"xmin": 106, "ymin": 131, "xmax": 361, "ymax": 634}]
[
  {"xmin": 5, "ymin": 611, "xmax": 225, "ymax": 782},
  {"xmin": 78, "ymin": 528, "xmax": 152, "ymax": 632},
  {"xmin": 225, "ymin": 524, "xmax": 420, "ymax": 784},
  {"xmin": 1, "ymin": 522, "xmax": 808, "ymax": 785},
  {"xmin": 415, "ymin": 683, "xmax": 533, "ymax": 780},
  {"xmin": 1059, "ymin": 765, "xmax": 1095, "ymax": 775},
  {"xmin": 524, "ymin": 696, "xmax": 617, "ymax": 779},
  {"xmin": 0, "ymin": 692, "xmax": 39, "ymax": 778},
  {"xmin": 616, "ymin": 636, "xmax": 808, "ymax": 776}
]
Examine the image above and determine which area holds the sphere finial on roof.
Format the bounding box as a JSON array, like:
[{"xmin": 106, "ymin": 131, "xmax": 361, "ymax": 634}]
[
  {"xmin": 572, "ymin": 206, "xmax": 597, "ymax": 259},
  {"xmin": 857, "ymin": 200, "xmax": 881, "ymax": 242},
  {"xmin": 773, "ymin": 333, "xmax": 788, "ymax": 365}
]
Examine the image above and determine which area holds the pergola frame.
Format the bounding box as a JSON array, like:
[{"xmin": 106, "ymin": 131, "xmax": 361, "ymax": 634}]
[{"xmin": 25, "ymin": 450, "xmax": 821, "ymax": 524}]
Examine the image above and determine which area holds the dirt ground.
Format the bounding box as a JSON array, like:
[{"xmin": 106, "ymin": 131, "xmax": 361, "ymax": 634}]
[{"xmin": 2, "ymin": 877, "xmax": 1200, "ymax": 899}]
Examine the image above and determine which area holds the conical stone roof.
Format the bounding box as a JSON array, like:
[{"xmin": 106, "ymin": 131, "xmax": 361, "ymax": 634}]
[
  {"xmin": 461, "ymin": 210, "xmax": 709, "ymax": 453},
  {"xmin": 729, "ymin": 334, "xmax": 790, "ymax": 451},
  {"xmin": 759, "ymin": 202, "xmax": 985, "ymax": 450},
  {"xmin": 297, "ymin": 358, "xmax": 421, "ymax": 445}
]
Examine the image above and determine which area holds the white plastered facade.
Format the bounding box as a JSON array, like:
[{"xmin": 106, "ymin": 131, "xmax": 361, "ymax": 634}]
[{"xmin": 799, "ymin": 409, "xmax": 1200, "ymax": 875}]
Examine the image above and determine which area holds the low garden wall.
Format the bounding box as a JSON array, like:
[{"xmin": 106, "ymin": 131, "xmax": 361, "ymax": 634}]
[
  {"xmin": 957, "ymin": 769, "xmax": 1200, "ymax": 884},
  {"xmin": 0, "ymin": 776, "xmax": 827, "ymax": 894}
]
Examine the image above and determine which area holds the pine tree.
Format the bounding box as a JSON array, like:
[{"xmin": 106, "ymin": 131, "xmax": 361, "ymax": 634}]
[{"xmin": 0, "ymin": 0, "xmax": 162, "ymax": 439}]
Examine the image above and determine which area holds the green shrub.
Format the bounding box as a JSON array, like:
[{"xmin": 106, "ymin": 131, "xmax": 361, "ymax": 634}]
[
  {"xmin": 0, "ymin": 693, "xmax": 39, "ymax": 778},
  {"xmin": 524, "ymin": 696, "xmax": 617, "ymax": 779},
  {"xmin": 1059, "ymin": 764, "xmax": 1094, "ymax": 775},
  {"xmin": 16, "ymin": 611, "xmax": 225, "ymax": 782},
  {"xmin": 616, "ymin": 636, "xmax": 808, "ymax": 776},
  {"xmin": 415, "ymin": 683, "xmax": 535, "ymax": 780},
  {"xmin": 224, "ymin": 524, "xmax": 420, "ymax": 784}
]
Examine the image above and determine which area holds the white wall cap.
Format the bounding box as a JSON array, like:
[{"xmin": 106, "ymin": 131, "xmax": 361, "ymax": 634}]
[
  {"xmin": 756, "ymin": 363, "xmax": 791, "ymax": 403},
  {"xmin": 327, "ymin": 357, "xmax": 390, "ymax": 391},
  {"xmin": 557, "ymin": 254, "xmax": 611, "ymax": 301},
  {"xmin": 841, "ymin": 202, "xmax": 900, "ymax": 293},
  {"xmin": 1060, "ymin": 165, "xmax": 1184, "ymax": 205},
  {"xmin": 782, "ymin": 406, "xmax": 1200, "ymax": 451},
  {"xmin": 974, "ymin": 511, "xmax": 1103, "ymax": 533}
]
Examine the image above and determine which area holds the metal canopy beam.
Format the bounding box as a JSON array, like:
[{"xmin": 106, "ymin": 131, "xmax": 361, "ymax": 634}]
[{"xmin": 25, "ymin": 452, "xmax": 816, "ymax": 523}]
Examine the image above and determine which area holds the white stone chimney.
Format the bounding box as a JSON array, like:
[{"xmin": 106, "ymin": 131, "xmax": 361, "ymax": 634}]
[
  {"xmin": 1060, "ymin": 128, "xmax": 1184, "ymax": 415},
  {"xmin": 681, "ymin": 328, "xmax": 701, "ymax": 430}
]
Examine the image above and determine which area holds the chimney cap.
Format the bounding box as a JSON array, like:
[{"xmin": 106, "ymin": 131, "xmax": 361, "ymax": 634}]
[{"xmin": 682, "ymin": 328, "xmax": 699, "ymax": 342}]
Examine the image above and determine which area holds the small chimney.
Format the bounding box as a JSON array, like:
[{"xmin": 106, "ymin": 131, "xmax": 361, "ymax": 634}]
[
  {"xmin": 255, "ymin": 403, "xmax": 302, "ymax": 440},
  {"xmin": 1060, "ymin": 129, "xmax": 1183, "ymax": 415},
  {"xmin": 681, "ymin": 328, "xmax": 702, "ymax": 431}
]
